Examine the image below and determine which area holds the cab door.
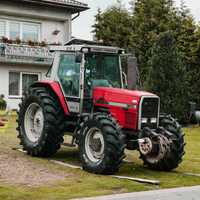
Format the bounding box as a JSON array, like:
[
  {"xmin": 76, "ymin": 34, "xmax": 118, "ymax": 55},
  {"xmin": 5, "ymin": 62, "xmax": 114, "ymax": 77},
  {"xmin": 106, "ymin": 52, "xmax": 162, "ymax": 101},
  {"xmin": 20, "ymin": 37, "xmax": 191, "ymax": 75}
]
[{"xmin": 57, "ymin": 53, "xmax": 82, "ymax": 114}]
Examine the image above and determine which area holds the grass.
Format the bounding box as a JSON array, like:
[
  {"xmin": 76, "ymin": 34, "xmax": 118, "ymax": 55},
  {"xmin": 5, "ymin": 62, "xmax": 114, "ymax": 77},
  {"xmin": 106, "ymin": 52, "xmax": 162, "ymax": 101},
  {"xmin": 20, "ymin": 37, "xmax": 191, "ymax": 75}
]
[
  {"xmin": 0, "ymin": 110, "xmax": 8, "ymax": 132},
  {"xmin": 0, "ymin": 115, "xmax": 200, "ymax": 200},
  {"xmin": 0, "ymin": 110, "xmax": 17, "ymax": 117},
  {"xmin": 0, "ymin": 110, "xmax": 5, "ymax": 116},
  {"xmin": 0, "ymin": 124, "xmax": 8, "ymax": 132}
]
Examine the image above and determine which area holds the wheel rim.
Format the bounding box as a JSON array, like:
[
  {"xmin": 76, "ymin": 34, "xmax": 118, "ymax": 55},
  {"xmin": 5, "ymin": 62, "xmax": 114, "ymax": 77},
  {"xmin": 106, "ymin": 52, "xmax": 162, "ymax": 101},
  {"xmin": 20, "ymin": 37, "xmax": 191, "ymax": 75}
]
[
  {"xmin": 24, "ymin": 103, "xmax": 44, "ymax": 143},
  {"xmin": 144, "ymin": 134, "xmax": 170, "ymax": 164},
  {"xmin": 85, "ymin": 128, "xmax": 105, "ymax": 163}
]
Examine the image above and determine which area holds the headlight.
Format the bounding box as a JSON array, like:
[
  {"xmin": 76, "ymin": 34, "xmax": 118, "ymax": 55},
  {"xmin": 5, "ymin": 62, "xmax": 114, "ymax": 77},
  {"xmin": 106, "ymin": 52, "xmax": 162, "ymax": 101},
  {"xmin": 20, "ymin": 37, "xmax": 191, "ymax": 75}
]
[
  {"xmin": 151, "ymin": 118, "xmax": 157, "ymax": 123},
  {"xmin": 132, "ymin": 100, "xmax": 138, "ymax": 109},
  {"xmin": 132, "ymin": 100, "xmax": 138, "ymax": 104},
  {"xmin": 141, "ymin": 118, "xmax": 148, "ymax": 123},
  {"xmin": 133, "ymin": 105, "xmax": 137, "ymax": 109}
]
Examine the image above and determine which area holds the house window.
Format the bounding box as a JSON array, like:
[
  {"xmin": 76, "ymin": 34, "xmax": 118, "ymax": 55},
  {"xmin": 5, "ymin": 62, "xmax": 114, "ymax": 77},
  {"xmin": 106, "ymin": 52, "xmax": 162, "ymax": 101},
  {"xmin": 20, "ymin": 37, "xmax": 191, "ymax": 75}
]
[
  {"xmin": 0, "ymin": 20, "xmax": 6, "ymax": 38},
  {"xmin": 10, "ymin": 22, "xmax": 20, "ymax": 40},
  {"xmin": 0, "ymin": 19, "xmax": 40, "ymax": 42},
  {"xmin": 23, "ymin": 23, "xmax": 40, "ymax": 42},
  {"xmin": 9, "ymin": 72, "xmax": 39, "ymax": 97},
  {"xmin": 9, "ymin": 72, "xmax": 20, "ymax": 96},
  {"xmin": 22, "ymin": 73, "xmax": 38, "ymax": 93}
]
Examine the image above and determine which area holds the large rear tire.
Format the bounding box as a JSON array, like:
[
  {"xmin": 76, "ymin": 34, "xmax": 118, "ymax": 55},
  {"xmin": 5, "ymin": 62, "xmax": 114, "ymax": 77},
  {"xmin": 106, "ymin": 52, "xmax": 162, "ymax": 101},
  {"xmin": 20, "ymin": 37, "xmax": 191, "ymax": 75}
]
[
  {"xmin": 139, "ymin": 115, "xmax": 185, "ymax": 171},
  {"xmin": 17, "ymin": 87, "xmax": 65, "ymax": 157},
  {"xmin": 78, "ymin": 113, "xmax": 125, "ymax": 174}
]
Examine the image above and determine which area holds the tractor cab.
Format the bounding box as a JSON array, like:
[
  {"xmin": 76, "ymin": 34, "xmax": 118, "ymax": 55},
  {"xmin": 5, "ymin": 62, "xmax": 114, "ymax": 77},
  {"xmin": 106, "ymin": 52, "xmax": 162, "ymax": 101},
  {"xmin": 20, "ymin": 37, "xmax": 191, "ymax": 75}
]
[{"xmin": 49, "ymin": 45, "xmax": 125, "ymax": 114}]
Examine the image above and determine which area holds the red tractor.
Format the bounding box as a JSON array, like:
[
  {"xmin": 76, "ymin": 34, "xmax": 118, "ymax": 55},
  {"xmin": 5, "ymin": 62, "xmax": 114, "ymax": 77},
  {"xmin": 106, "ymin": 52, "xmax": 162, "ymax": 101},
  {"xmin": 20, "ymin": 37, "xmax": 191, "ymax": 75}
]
[{"xmin": 17, "ymin": 42, "xmax": 185, "ymax": 174}]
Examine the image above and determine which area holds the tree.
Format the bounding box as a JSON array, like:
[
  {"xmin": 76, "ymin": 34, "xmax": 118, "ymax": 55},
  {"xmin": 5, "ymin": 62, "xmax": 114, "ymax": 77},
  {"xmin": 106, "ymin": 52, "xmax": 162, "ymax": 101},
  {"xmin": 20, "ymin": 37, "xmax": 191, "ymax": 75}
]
[
  {"xmin": 130, "ymin": 0, "xmax": 181, "ymax": 84},
  {"xmin": 92, "ymin": 3, "xmax": 133, "ymax": 50},
  {"xmin": 177, "ymin": 1, "xmax": 196, "ymax": 68},
  {"xmin": 146, "ymin": 31, "xmax": 188, "ymax": 120},
  {"xmin": 187, "ymin": 27, "xmax": 200, "ymax": 105},
  {"xmin": 176, "ymin": 1, "xmax": 200, "ymax": 106},
  {"xmin": 92, "ymin": 0, "xmax": 199, "ymax": 120}
]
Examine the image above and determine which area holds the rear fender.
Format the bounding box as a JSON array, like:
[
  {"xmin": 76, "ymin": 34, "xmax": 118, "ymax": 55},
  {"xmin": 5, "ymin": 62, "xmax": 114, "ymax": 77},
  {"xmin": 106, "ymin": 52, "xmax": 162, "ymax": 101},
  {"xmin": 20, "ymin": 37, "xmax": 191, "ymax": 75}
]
[{"xmin": 30, "ymin": 81, "xmax": 69, "ymax": 115}]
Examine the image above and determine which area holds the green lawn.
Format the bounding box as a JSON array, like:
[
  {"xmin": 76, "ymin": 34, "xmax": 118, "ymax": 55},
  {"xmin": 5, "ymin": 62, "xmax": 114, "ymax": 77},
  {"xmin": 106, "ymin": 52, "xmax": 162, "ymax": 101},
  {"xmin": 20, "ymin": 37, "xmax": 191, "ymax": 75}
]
[
  {"xmin": 0, "ymin": 111, "xmax": 8, "ymax": 133},
  {"xmin": 0, "ymin": 114, "xmax": 200, "ymax": 200}
]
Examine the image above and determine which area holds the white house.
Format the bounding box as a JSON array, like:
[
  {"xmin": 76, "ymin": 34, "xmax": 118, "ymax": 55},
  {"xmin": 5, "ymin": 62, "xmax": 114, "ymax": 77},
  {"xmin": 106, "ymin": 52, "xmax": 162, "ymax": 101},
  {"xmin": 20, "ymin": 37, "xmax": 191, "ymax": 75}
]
[{"xmin": 0, "ymin": 0, "xmax": 88, "ymax": 110}]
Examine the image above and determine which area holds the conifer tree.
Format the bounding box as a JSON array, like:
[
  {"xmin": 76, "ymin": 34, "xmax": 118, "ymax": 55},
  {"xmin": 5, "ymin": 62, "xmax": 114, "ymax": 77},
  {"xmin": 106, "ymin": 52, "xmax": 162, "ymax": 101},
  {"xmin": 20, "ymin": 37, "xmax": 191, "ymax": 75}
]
[
  {"xmin": 92, "ymin": 2, "xmax": 132, "ymax": 49},
  {"xmin": 130, "ymin": 0, "xmax": 181, "ymax": 84},
  {"xmin": 147, "ymin": 31, "xmax": 188, "ymax": 120}
]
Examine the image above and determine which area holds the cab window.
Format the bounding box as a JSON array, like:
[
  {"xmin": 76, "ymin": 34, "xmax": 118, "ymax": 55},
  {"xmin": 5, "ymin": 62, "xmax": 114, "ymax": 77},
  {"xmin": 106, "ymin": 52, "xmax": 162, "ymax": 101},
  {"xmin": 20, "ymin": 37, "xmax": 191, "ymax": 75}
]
[{"xmin": 58, "ymin": 54, "xmax": 80, "ymax": 97}]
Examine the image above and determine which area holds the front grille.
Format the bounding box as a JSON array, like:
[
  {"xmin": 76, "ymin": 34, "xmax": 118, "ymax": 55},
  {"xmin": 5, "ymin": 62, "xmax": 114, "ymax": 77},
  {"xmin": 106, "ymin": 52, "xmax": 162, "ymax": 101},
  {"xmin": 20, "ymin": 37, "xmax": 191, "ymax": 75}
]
[{"xmin": 139, "ymin": 97, "xmax": 159, "ymax": 129}]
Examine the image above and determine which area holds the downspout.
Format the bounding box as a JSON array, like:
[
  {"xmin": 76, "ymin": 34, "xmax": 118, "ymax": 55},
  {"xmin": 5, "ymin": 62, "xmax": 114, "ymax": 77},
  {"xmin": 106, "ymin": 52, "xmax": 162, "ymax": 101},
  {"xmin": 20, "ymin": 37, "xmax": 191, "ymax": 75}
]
[{"xmin": 72, "ymin": 12, "xmax": 80, "ymax": 21}]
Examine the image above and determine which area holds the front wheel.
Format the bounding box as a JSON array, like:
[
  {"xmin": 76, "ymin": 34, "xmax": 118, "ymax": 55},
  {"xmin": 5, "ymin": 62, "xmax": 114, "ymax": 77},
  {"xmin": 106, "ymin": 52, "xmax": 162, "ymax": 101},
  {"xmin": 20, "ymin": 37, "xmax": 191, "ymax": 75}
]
[
  {"xmin": 139, "ymin": 115, "xmax": 185, "ymax": 171},
  {"xmin": 78, "ymin": 113, "xmax": 125, "ymax": 174}
]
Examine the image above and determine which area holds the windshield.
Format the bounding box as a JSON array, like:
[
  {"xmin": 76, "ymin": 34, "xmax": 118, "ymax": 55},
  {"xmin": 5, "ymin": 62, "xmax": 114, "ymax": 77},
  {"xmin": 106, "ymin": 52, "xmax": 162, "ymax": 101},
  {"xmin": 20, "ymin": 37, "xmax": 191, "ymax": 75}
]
[{"xmin": 85, "ymin": 53, "xmax": 122, "ymax": 90}]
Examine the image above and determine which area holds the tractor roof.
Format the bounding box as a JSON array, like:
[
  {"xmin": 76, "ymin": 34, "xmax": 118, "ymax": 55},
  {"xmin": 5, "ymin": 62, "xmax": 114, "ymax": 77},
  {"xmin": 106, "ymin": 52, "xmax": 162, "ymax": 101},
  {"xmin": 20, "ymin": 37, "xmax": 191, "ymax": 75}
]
[
  {"xmin": 49, "ymin": 38, "xmax": 124, "ymax": 54},
  {"xmin": 49, "ymin": 44, "xmax": 123, "ymax": 54}
]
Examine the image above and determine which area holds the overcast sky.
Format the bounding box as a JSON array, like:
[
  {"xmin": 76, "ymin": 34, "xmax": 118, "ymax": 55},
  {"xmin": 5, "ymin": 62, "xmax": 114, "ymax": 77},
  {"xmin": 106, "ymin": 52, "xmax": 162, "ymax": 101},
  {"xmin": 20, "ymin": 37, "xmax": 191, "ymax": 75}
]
[{"xmin": 72, "ymin": 0, "xmax": 200, "ymax": 40}]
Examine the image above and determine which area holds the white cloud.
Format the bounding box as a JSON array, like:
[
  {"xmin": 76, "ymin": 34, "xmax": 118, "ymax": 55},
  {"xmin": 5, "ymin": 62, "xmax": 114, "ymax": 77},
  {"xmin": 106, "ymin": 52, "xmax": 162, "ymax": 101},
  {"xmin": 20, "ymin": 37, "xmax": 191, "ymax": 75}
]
[{"xmin": 72, "ymin": 0, "xmax": 200, "ymax": 40}]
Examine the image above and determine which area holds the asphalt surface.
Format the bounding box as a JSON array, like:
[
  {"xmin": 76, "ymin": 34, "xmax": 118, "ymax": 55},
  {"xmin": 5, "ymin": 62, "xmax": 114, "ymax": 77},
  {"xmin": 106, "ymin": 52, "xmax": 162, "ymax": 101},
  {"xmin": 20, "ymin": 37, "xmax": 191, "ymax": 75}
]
[{"xmin": 75, "ymin": 186, "xmax": 200, "ymax": 200}]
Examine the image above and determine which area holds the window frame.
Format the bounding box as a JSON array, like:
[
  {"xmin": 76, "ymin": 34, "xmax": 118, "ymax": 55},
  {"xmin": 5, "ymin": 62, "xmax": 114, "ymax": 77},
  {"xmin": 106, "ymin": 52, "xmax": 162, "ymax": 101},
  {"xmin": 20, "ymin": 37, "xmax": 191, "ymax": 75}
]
[
  {"xmin": 22, "ymin": 22, "xmax": 41, "ymax": 42},
  {"xmin": 0, "ymin": 20, "xmax": 6, "ymax": 38},
  {"xmin": 8, "ymin": 71, "xmax": 40, "ymax": 98},
  {"xmin": 0, "ymin": 18, "xmax": 41, "ymax": 42},
  {"xmin": 9, "ymin": 21, "xmax": 20, "ymax": 40},
  {"xmin": 8, "ymin": 71, "xmax": 20, "ymax": 98},
  {"xmin": 57, "ymin": 52, "xmax": 81, "ymax": 98}
]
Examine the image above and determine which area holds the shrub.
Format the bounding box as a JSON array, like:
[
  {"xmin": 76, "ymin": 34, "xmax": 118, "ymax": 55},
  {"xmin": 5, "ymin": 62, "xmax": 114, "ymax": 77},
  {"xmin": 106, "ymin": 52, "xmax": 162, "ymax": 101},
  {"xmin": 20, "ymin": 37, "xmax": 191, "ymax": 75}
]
[{"xmin": 0, "ymin": 94, "xmax": 7, "ymax": 110}]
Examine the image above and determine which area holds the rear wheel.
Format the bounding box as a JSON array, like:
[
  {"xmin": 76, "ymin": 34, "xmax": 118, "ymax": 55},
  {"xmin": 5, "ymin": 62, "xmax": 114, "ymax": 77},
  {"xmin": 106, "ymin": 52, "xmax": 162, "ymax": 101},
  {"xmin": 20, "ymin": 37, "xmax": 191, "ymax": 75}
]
[
  {"xmin": 17, "ymin": 87, "xmax": 65, "ymax": 157},
  {"xmin": 139, "ymin": 115, "xmax": 185, "ymax": 171},
  {"xmin": 78, "ymin": 113, "xmax": 125, "ymax": 174}
]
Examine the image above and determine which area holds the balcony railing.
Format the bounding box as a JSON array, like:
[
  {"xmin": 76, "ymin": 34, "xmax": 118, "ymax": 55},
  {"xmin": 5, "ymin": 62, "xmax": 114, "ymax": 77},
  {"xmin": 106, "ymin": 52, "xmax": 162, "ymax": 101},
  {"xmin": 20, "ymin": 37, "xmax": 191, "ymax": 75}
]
[{"xmin": 0, "ymin": 43, "xmax": 54, "ymax": 65}]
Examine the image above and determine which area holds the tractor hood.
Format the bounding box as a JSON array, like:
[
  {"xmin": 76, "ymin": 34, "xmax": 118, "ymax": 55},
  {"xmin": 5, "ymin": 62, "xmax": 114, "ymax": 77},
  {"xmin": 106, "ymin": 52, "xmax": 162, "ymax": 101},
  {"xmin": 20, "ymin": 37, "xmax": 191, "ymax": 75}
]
[{"xmin": 93, "ymin": 87, "xmax": 158, "ymax": 106}]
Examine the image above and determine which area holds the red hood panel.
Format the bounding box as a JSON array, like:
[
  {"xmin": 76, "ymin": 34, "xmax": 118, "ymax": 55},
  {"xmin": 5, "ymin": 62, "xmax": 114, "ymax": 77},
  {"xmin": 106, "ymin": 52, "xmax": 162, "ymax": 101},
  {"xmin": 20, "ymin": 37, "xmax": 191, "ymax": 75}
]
[
  {"xmin": 93, "ymin": 87, "xmax": 157, "ymax": 104},
  {"xmin": 93, "ymin": 87, "xmax": 158, "ymax": 130}
]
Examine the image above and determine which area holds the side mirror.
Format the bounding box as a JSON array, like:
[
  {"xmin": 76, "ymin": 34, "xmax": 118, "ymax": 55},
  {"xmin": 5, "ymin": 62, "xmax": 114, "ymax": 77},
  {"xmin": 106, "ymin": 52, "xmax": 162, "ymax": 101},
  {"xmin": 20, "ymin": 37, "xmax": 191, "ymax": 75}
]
[{"xmin": 75, "ymin": 53, "xmax": 83, "ymax": 63}]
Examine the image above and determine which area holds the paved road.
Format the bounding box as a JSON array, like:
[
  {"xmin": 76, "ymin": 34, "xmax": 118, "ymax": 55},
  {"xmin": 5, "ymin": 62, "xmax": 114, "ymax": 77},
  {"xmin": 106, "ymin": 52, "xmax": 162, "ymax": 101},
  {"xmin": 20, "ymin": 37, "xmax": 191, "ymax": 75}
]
[{"xmin": 74, "ymin": 186, "xmax": 200, "ymax": 200}]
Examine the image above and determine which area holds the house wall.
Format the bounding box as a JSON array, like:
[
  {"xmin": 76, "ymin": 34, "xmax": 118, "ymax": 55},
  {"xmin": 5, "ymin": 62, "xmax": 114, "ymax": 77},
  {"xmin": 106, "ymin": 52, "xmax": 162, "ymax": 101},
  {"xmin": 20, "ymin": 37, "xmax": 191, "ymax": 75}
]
[
  {"xmin": 0, "ymin": 0, "xmax": 72, "ymax": 44},
  {"xmin": 0, "ymin": 63, "xmax": 49, "ymax": 110},
  {"xmin": 0, "ymin": 0, "xmax": 76, "ymax": 110},
  {"xmin": 42, "ymin": 20, "xmax": 71, "ymax": 44}
]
